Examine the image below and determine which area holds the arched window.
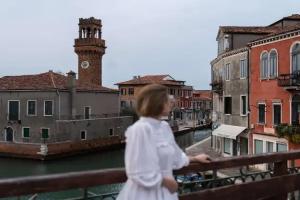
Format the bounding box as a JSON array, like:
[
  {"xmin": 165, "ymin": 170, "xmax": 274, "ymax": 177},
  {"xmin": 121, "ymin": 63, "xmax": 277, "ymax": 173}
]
[
  {"xmin": 94, "ymin": 28, "xmax": 98, "ymax": 38},
  {"xmin": 82, "ymin": 28, "xmax": 86, "ymax": 38},
  {"xmin": 260, "ymin": 52, "xmax": 268, "ymax": 79},
  {"xmin": 292, "ymin": 43, "xmax": 300, "ymax": 73},
  {"xmin": 87, "ymin": 27, "xmax": 91, "ymax": 38},
  {"xmin": 269, "ymin": 50, "xmax": 277, "ymax": 77}
]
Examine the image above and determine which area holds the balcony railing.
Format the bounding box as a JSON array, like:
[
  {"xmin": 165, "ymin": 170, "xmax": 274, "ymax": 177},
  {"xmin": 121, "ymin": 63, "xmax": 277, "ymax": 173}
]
[
  {"xmin": 278, "ymin": 72, "xmax": 300, "ymax": 88},
  {"xmin": 210, "ymin": 81, "xmax": 223, "ymax": 95},
  {"xmin": 1, "ymin": 151, "xmax": 300, "ymax": 199},
  {"xmin": 57, "ymin": 113, "xmax": 121, "ymax": 120}
]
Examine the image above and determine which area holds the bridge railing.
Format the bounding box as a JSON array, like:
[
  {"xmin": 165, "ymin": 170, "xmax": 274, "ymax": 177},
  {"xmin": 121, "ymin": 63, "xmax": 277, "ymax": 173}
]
[{"xmin": 1, "ymin": 150, "xmax": 300, "ymax": 199}]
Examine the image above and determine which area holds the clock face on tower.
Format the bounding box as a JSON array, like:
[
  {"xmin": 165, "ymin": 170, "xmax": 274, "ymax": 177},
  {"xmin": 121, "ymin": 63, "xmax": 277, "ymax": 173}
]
[{"xmin": 81, "ymin": 61, "xmax": 90, "ymax": 69}]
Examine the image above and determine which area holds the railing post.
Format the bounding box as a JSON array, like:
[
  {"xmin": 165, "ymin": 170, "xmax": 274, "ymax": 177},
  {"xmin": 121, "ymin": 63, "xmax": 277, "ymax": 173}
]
[
  {"xmin": 82, "ymin": 188, "xmax": 88, "ymax": 199},
  {"xmin": 268, "ymin": 161, "xmax": 288, "ymax": 200}
]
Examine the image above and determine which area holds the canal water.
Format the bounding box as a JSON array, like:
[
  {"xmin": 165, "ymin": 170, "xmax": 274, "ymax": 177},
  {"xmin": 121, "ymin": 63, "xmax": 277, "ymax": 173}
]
[{"xmin": 0, "ymin": 129, "xmax": 211, "ymax": 199}]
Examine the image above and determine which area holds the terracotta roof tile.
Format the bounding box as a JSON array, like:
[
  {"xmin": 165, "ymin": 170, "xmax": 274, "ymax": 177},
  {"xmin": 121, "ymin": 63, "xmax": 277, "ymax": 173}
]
[
  {"xmin": 269, "ymin": 14, "xmax": 300, "ymax": 26},
  {"xmin": 0, "ymin": 71, "xmax": 116, "ymax": 93},
  {"xmin": 116, "ymin": 75, "xmax": 185, "ymax": 86},
  {"xmin": 219, "ymin": 26, "xmax": 282, "ymax": 35},
  {"xmin": 249, "ymin": 24, "xmax": 300, "ymax": 45},
  {"xmin": 193, "ymin": 90, "xmax": 212, "ymax": 100}
]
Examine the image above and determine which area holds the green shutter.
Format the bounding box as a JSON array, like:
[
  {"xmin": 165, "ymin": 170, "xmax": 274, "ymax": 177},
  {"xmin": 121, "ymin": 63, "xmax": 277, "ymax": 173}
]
[
  {"xmin": 42, "ymin": 129, "xmax": 49, "ymax": 139},
  {"xmin": 23, "ymin": 128, "xmax": 30, "ymax": 138}
]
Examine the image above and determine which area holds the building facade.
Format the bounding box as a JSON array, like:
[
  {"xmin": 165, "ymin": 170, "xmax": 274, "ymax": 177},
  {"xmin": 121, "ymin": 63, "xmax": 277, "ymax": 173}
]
[
  {"xmin": 249, "ymin": 23, "xmax": 300, "ymax": 168},
  {"xmin": 116, "ymin": 75, "xmax": 194, "ymax": 124},
  {"xmin": 0, "ymin": 17, "xmax": 133, "ymax": 159},
  {"xmin": 211, "ymin": 14, "xmax": 300, "ymax": 159},
  {"xmin": 192, "ymin": 90, "xmax": 212, "ymax": 124}
]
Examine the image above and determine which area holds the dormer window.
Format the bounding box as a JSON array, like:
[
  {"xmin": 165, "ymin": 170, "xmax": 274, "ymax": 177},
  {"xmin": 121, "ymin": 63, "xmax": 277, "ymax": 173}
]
[{"xmin": 224, "ymin": 35, "xmax": 229, "ymax": 50}]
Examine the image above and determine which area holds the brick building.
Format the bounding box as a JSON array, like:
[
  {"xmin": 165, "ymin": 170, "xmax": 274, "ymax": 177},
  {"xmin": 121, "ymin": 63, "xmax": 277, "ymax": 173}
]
[
  {"xmin": 115, "ymin": 75, "xmax": 194, "ymax": 122},
  {"xmin": 249, "ymin": 18, "xmax": 300, "ymax": 168},
  {"xmin": 192, "ymin": 90, "xmax": 212, "ymax": 124}
]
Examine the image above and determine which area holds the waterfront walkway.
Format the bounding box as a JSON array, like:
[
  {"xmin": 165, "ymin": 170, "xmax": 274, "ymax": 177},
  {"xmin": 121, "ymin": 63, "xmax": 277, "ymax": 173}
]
[{"xmin": 186, "ymin": 137, "xmax": 244, "ymax": 177}]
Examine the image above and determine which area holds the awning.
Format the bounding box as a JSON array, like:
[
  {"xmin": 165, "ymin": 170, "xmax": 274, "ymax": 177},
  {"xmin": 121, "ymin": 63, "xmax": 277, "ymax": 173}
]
[{"xmin": 212, "ymin": 124, "xmax": 247, "ymax": 140}]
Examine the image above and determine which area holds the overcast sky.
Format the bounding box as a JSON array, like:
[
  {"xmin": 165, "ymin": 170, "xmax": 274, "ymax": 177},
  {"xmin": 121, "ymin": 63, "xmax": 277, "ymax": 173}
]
[{"xmin": 0, "ymin": 0, "xmax": 298, "ymax": 89}]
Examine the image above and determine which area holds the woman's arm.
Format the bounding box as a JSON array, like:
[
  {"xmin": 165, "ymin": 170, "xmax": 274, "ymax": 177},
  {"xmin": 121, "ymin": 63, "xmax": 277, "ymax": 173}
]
[
  {"xmin": 162, "ymin": 177, "xmax": 178, "ymax": 194},
  {"xmin": 189, "ymin": 154, "xmax": 211, "ymax": 163}
]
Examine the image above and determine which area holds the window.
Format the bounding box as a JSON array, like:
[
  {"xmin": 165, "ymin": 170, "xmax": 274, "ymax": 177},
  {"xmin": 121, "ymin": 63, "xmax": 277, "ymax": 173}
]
[
  {"xmin": 240, "ymin": 95, "xmax": 247, "ymax": 116},
  {"xmin": 130, "ymin": 101, "xmax": 133, "ymax": 107},
  {"xmin": 44, "ymin": 100, "xmax": 53, "ymax": 116},
  {"xmin": 224, "ymin": 138, "xmax": 231, "ymax": 154},
  {"xmin": 120, "ymin": 88, "xmax": 127, "ymax": 95},
  {"xmin": 84, "ymin": 106, "xmax": 91, "ymax": 119},
  {"xmin": 23, "ymin": 127, "xmax": 30, "ymax": 138},
  {"xmin": 81, "ymin": 130, "xmax": 87, "ymax": 140},
  {"xmin": 169, "ymin": 89, "xmax": 175, "ymax": 95},
  {"xmin": 260, "ymin": 52, "xmax": 268, "ymax": 79},
  {"xmin": 27, "ymin": 100, "xmax": 36, "ymax": 116},
  {"xmin": 269, "ymin": 50, "xmax": 277, "ymax": 77},
  {"xmin": 254, "ymin": 139, "xmax": 263, "ymax": 154},
  {"xmin": 276, "ymin": 143, "xmax": 287, "ymax": 152},
  {"xmin": 273, "ymin": 104, "xmax": 281, "ymax": 125},
  {"xmin": 240, "ymin": 59, "xmax": 247, "ymax": 78},
  {"xmin": 225, "ymin": 63, "xmax": 230, "ymax": 81},
  {"xmin": 109, "ymin": 128, "xmax": 114, "ymax": 136},
  {"xmin": 224, "ymin": 97, "xmax": 232, "ymax": 114},
  {"xmin": 292, "ymin": 43, "xmax": 300, "ymax": 73},
  {"xmin": 258, "ymin": 104, "xmax": 266, "ymax": 124},
  {"xmin": 41, "ymin": 128, "xmax": 49, "ymax": 139},
  {"xmin": 128, "ymin": 88, "xmax": 134, "ymax": 96},
  {"xmin": 120, "ymin": 101, "xmax": 127, "ymax": 108},
  {"xmin": 8, "ymin": 101, "xmax": 20, "ymax": 121},
  {"xmin": 266, "ymin": 141, "xmax": 273, "ymax": 153}
]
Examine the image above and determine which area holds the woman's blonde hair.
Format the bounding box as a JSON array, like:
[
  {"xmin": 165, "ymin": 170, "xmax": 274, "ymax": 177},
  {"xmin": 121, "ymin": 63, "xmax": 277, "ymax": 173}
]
[{"xmin": 136, "ymin": 84, "xmax": 169, "ymax": 117}]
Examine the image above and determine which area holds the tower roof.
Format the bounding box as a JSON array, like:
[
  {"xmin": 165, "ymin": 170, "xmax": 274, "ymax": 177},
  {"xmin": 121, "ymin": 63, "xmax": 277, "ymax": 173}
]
[{"xmin": 79, "ymin": 17, "xmax": 101, "ymax": 26}]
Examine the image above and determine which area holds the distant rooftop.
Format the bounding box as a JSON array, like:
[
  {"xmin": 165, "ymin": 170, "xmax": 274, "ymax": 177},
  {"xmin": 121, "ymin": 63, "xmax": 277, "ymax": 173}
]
[
  {"xmin": 268, "ymin": 14, "xmax": 300, "ymax": 26},
  {"xmin": 115, "ymin": 74, "xmax": 185, "ymax": 86},
  {"xmin": 193, "ymin": 90, "xmax": 212, "ymax": 100},
  {"xmin": 0, "ymin": 71, "xmax": 116, "ymax": 93}
]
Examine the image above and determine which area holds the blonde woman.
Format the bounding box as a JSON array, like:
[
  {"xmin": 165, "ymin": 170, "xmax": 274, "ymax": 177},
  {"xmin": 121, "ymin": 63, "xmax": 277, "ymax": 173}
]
[{"xmin": 117, "ymin": 84, "xmax": 210, "ymax": 200}]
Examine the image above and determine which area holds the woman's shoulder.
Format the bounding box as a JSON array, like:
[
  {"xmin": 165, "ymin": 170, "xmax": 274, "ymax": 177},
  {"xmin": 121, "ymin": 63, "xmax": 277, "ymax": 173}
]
[{"xmin": 125, "ymin": 119, "xmax": 152, "ymax": 137}]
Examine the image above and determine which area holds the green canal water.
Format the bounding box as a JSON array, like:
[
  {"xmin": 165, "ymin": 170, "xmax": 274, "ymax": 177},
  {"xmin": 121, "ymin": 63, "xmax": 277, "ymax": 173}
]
[{"xmin": 0, "ymin": 129, "xmax": 211, "ymax": 199}]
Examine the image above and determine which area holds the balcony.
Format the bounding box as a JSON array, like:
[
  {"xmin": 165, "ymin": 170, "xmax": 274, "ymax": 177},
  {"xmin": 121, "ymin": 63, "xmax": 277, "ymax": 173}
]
[
  {"xmin": 1, "ymin": 151, "xmax": 300, "ymax": 199},
  {"xmin": 276, "ymin": 123, "xmax": 300, "ymax": 144},
  {"xmin": 210, "ymin": 81, "xmax": 223, "ymax": 95},
  {"xmin": 278, "ymin": 71, "xmax": 300, "ymax": 90}
]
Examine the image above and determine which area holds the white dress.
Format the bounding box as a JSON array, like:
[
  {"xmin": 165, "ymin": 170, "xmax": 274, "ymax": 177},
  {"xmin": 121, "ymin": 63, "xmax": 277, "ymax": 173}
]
[{"xmin": 116, "ymin": 117, "xmax": 190, "ymax": 200}]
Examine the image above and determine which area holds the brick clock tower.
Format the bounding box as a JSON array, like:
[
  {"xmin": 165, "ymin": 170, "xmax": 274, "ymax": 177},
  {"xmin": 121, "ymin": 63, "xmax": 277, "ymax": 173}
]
[{"xmin": 74, "ymin": 17, "xmax": 106, "ymax": 86}]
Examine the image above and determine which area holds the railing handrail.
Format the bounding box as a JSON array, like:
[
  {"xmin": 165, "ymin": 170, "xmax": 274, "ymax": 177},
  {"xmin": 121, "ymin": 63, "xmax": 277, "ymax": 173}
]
[
  {"xmin": 0, "ymin": 150, "xmax": 300, "ymax": 198},
  {"xmin": 180, "ymin": 173, "xmax": 300, "ymax": 200},
  {"xmin": 178, "ymin": 150, "xmax": 300, "ymax": 173}
]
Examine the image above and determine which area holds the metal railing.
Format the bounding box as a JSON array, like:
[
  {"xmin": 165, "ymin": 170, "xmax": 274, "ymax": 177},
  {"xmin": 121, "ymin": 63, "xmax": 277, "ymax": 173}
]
[
  {"xmin": 210, "ymin": 81, "xmax": 223, "ymax": 95},
  {"xmin": 278, "ymin": 72, "xmax": 300, "ymax": 87},
  {"xmin": 58, "ymin": 113, "xmax": 121, "ymax": 120}
]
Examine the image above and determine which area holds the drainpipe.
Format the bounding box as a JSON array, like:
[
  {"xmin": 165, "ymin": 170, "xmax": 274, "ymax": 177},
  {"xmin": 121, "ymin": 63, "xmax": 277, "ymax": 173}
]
[
  {"xmin": 67, "ymin": 71, "xmax": 77, "ymax": 120},
  {"xmin": 247, "ymin": 47, "xmax": 251, "ymax": 155}
]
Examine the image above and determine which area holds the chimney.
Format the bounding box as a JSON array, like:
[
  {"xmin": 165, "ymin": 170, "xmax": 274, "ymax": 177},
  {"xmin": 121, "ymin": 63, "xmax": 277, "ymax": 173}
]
[{"xmin": 67, "ymin": 71, "xmax": 77, "ymax": 119}]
